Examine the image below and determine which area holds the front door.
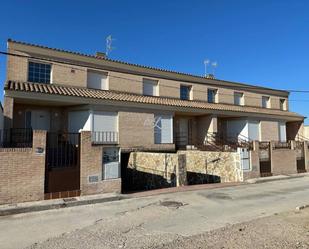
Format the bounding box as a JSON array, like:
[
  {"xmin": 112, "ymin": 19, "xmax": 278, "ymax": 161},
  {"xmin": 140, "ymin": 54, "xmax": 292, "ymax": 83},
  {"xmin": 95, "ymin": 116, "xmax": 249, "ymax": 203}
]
[
  {"xmin": 178, "ymin": 118, "xmax": 189, "ymax": 146},
  {"xmin": 31, "ymin": 110, "xmax": 50, "ymax": 131}
]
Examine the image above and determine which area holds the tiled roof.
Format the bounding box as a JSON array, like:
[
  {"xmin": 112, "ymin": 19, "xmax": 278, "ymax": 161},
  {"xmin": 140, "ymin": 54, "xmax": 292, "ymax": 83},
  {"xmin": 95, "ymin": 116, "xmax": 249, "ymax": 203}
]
[
  {"xmin": 7, "ymin": 39, "xmax": 289, "ymax": 95},
  {"xmin": 4, "ymin": 80, "xmax": 303, "ymax": 119}
]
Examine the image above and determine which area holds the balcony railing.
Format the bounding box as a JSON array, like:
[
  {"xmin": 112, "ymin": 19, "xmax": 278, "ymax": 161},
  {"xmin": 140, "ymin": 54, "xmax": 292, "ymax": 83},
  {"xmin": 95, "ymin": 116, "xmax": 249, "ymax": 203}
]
[
  {"xmin": 0, "ymin": 128, "xmax": 33, "ymax": 148},
  {"xmin": 91, "ymin": 131, "xmax": 119, "ymax": 145},
  {"xmin": 273, "ymin": 141, "xmax": 291, "ymax": 150}
]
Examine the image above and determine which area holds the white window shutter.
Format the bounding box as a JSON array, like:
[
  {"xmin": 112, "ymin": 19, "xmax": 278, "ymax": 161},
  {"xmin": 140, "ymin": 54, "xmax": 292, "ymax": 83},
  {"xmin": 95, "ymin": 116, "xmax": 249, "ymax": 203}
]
[
  {"xmin": 248, "ymin": 121, "xmax": 260, "ymax": 141},
  {"xmin": 143, "ymin": 79, "xmax": 157, "ymax": 96},
  {"xmin": 279, "ymin": 122, "xmax": 286, "ymax": 142},
  {"xmin": 87, "ymin": 72, "xmax": 108, "ymax": 90},
  {"xmin": 154, "ymin": 115, "xmax": 173, "ymax": 144},
  {"xmin": 93, "ymin": 112, "xmax": 118, "ymax": 132}
]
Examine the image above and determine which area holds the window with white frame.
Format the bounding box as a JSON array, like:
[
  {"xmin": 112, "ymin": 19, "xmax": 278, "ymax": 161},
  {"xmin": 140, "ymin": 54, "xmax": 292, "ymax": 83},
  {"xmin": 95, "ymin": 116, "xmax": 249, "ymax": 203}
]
[
  {"xmin": 154, "ymin": 115, "xmax": 173, "ymax": 144},
  {"xmin": 262, "ymin": 96, "xmax": 270, "ymax": 108},
  {"xmin": 234, "ymin": 92, "xmax": 244, "ymax": 106},
  {"xmin": 207, "ymin": 89, "xmax": 217, "ymax": 103},
  {"xmin": 87, "ymin": 70, "xmax": 108, "ymax": 90},
  {"xmin": 143, "ymin": 78, "xmax": 158, "ymax": 96},
  {"xmin": 28, "ymin": 61, "xmax": 51, "ymax": 84}
]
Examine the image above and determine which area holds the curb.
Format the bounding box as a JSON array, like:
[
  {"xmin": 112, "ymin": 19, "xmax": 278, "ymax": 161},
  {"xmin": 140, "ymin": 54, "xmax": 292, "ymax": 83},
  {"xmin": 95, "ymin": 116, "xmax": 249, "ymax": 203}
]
[
  {"xmin": 246, "ymin": 173, "xmax": 308, "ymax": 184},
  {"xmin": 0, "ymin": 195, "xmax": 128, "ymax": 217}
]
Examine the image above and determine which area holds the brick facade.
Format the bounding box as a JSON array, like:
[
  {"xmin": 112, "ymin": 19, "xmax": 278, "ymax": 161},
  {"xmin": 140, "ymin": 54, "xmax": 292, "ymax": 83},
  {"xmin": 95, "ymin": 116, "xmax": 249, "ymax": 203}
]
[
  {"xmin": 80, "ymin": 131, "xmax": 121, "ymax": 195},
  {"xmin": 6, "ymin": 41, "xmax": 289, "ymax": 111},
  {"xmin": 0, "ymin": 130, "xmax": 46, "ymax": 204}
]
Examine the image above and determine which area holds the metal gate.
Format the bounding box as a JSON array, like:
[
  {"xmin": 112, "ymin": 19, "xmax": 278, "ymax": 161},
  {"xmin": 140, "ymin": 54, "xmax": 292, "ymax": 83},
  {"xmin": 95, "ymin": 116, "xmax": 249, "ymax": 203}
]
[
  {"xmin": 45, "ymin": 132, "xmax": 81, "ymax": 199},
  {"xmin": 296, "ymin": 141, "xmax": 306, "ymax": 173},
  {"xmin": 259, "ymin": 142, "xmax": 272, "ymax": 177}
]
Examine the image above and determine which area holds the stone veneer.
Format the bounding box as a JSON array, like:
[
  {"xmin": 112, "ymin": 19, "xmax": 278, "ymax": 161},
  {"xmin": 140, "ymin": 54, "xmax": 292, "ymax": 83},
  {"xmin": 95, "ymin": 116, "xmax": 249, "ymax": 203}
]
[{"xmin": 128, "ymin": 150, "xmax": 242, "ymax": 187}]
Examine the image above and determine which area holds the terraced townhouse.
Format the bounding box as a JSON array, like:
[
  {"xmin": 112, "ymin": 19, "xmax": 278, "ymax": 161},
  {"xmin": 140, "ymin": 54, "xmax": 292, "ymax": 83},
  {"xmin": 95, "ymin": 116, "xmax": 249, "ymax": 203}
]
[{"xmin": 0, "ymin": 39, "xmax": 308, "ymax": 204}]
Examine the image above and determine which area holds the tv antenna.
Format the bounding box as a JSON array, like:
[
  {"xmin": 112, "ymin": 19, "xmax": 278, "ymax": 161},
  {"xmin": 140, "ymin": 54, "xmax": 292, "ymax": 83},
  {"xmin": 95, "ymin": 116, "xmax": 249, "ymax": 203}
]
[
  {"xmin": 211, "ymin": 61, "xmax": 218, "ymax": 75},
  {"xmin": 106, "ymin": 35, "xmax": 115, "ymax": 57},
  {"xmin": 204, "ymin": 59, "xmax": 210, "ymax": 76}
]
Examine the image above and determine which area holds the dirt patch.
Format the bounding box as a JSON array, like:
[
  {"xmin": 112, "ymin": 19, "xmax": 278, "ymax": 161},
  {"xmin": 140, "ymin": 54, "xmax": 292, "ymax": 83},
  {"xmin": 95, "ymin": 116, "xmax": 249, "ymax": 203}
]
[{"xmin": 158, "ymin": 209, "xmax": 309, "ymax": 249}]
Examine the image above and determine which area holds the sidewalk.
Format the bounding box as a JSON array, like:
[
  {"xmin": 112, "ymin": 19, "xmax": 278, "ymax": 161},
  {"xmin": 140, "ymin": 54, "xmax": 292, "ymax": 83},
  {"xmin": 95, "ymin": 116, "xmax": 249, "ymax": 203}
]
[
  {"xmin": 246, "ymin": 172, "xmax": 309, "ymax": 184},
  {"xmin": 0, "ymin": 193, "xmax": 126, "ymax": 216}
]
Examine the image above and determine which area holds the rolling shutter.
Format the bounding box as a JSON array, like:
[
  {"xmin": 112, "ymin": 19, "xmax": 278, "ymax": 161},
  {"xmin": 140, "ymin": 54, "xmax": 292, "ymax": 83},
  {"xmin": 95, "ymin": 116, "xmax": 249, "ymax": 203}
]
[
  {"xmin": 279, "ymin": 122, "xmax": 286, "ymax": 142},
  {"xmin": 143, "ymin": 79, "xmax": 157, "ymax": 96},
  {"xmin": 87, "ymin": 71, "xmax": 108, "ymax": 90},
  {"xmin": 248, "ymin": 121, "xmax": 260, "ymax": 141},
  {"xmin": 93, "ymin": 112, "xmax": 118, "ymax": 132},
  {"xmin": 154, "ymin": 115, "xmax": 173, "ymax": 144}
]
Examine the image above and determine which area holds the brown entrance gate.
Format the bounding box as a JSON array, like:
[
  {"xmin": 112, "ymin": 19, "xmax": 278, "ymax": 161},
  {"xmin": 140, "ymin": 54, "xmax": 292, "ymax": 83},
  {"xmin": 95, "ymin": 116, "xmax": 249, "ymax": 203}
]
[
  {"xmin": 45, "ymin": 132, "xmax": 81, "ymax": 199},
  {"xmin": 259, "ymin": 142, "xmax": 272, "ymax": 177}
]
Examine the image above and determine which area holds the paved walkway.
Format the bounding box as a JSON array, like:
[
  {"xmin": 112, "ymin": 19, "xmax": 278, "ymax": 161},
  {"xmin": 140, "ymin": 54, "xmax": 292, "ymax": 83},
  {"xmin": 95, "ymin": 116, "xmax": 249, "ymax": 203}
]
[{"xmin": 0, "ymin": 175, "xmax": 308, "ymax": 249}]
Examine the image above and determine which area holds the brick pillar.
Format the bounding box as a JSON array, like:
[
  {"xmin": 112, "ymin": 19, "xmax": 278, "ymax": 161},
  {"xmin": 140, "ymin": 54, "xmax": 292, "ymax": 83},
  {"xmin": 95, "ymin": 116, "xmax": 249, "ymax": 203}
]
[
  {"xmin": 30, "ymin": 130, "xmax": 46, "ymax": 201},
  {"xmin": 32, "ymin": 130, "xmax": 47, "ymax": 151},
  {"xmin": 3, "ymin": 96, "xmax": 14, "ymax": 129},
  {"xmin": 290, "ymin": 140, "xmax": 296, "ymax": 150},
  {"xmin": 80, "ymin": 131, "xmax": 95, "ymax": 193},
  {"xmin": 176, "ymin": 153, "xmax": 187, "ymax": 186},
  {"xmin": 304, "ymin": 141, "xmax": 309, "ymax": 172},
  {"xmin": 247, "ymin": 141, "xmax": 260, "ymax": 179}
]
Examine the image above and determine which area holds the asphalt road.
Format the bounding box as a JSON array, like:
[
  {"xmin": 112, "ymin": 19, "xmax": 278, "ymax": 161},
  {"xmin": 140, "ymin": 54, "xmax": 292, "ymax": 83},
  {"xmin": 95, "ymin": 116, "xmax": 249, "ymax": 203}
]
[{"xmin": 0, "ymin": 176, "xmax": 309, "ymax": 249}]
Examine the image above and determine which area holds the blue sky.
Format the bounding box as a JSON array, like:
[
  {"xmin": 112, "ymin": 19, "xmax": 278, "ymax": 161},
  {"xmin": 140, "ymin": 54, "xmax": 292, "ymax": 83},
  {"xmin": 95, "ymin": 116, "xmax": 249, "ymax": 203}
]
[{"xmin": 0, "ymin": 0, "xmax": 309, "ymax": 123}]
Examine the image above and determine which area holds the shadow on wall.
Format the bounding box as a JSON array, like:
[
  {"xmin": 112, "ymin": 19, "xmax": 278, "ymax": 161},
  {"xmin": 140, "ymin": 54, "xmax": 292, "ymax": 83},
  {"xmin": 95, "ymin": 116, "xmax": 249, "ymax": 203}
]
[
  {"xmin": 122, "ymin": 168, "xmax": 176, "ymax": 193},
  {"xmin": 186, "ymin": 172, "xmax": 221, "ymax": 185}
]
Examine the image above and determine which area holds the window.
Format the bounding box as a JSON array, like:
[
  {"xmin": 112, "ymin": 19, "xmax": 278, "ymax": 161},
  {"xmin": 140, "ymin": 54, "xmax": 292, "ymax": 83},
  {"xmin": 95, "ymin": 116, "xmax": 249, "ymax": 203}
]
[
  {"xmin": 280, "ymin": 98, "xmax": 286, "ymax": 110},
  {"xmin": 92, "ymin": 111, "xmax": 118, "ymax": 144},
  {"xmin": 87, "ymin": 71, "xmax": 108, "ymax": 90},
  {"xmin": 262, "ymin": 96, "xmax": 270, "ymax": 108},
  {"xmin": 143, "ymin": 79, "xmax": 158, "ymax": 96},
  {"xmin": 28, "ymin": 62, "xmax": 51, "ymax": 84},
  {"xmin": 180, "ymin": 85, "xmax": 191, "ymax": 100},
  {"xmin": 207, "ymin": 89, "xmax": 217, "ymax": 103},
  {"xmin": 278, "ymin": 122, "xmax": 287, "ymax": 142},
  {"xmin": 234, "ymin": 92, "xmax": 244, "ymax": 105},
  {"xmin": 154, "ymin": 115, "xmax": 173, "ymax": 144}
]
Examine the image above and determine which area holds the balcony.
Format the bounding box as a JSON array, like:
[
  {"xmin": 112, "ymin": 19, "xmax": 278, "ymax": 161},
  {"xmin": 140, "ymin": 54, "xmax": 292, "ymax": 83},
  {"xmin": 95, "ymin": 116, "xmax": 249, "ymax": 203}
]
[{"xmin": 91, "ymin": 131, "xmax": 119, "ymax": 145}]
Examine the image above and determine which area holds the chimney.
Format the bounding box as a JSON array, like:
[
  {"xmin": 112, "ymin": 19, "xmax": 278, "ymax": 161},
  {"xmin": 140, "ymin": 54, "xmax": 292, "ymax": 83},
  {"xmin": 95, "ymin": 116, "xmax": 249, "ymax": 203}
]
[
  {"xmin": 205, "ymin": 74, "xmax": 215, "ymax": 79},
  {"xmin": 95, "ymin": 52, "xmax": 106, "ymax": 59}
]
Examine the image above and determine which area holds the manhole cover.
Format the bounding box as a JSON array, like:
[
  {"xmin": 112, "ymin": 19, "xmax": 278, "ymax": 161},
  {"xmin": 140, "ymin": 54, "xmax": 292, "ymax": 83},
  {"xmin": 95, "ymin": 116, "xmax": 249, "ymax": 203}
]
[{"xmin": 160, "ymin": 201, "xmax": 186, "ymax": 208}]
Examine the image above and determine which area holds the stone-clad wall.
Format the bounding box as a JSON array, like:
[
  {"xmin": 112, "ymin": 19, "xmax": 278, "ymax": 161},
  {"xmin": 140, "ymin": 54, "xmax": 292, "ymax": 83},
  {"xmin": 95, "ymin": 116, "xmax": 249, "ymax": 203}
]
[
  {"xmin": 128, "ymin": 150, "xmax": 242, "ymax": 187},
  {"xmin": 128, "ymin": 152, "xmax": 178, "ymax": 183},
  {"xmin": 182, "ymin": 151, "xmax": 242, "ymax": 183}
]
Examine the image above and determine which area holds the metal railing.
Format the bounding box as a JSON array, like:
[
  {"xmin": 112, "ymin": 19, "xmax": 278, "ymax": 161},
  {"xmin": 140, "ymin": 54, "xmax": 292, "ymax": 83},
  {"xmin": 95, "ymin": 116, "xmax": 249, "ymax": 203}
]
[
  {"xmin": 91, "ymin": 131, "xmax": 119, "ymax": 145},
  {"xmin": 296, "ymin": 134, "xmax": 309, "ymax": 142},
  {"xmin": 259, "ymin": 141, "xmax": 270, "ymax": 150},
  {"xmin": 174, "ymin": 131, "xmax": 253, "ymax": 152},
  {"xmin": 273, "ymin": 141, "xmax": 291, "ymax": 150},
  {"xmin": 0, "ymin": 128, "xmax": 33, "ymax": 148}
]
